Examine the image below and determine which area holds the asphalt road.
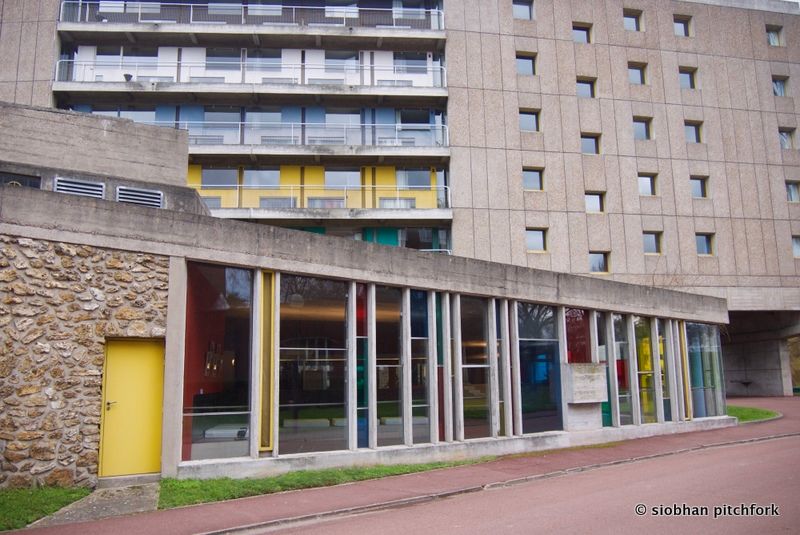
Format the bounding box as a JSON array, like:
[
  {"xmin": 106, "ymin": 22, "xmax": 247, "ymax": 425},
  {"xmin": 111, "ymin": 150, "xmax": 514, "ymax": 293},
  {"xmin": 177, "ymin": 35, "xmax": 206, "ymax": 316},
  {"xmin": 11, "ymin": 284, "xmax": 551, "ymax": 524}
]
[{"xmin": 271, "ymin": 435, "xmax": 800, "ymax": 535}]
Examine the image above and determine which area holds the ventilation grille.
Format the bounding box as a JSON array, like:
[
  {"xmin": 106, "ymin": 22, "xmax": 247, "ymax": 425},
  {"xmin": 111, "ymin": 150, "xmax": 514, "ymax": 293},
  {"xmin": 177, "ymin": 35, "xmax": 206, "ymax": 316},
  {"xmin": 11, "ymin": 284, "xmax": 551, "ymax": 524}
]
[
  {"xmin": 116, "ymin": 186, "xmax": 164, "ymax": 208},
  {"xmin": 53, "ymin": 177, "xmax": 105, "ymax": 199}
]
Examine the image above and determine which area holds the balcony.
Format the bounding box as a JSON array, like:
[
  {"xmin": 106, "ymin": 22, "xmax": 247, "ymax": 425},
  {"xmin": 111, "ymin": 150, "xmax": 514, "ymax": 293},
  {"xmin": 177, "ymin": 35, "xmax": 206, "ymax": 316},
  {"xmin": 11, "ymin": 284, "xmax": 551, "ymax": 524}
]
[
  {"xmin": 192, "ymin": 183, "xmax": 453, "ymax": 221},
  {"xmin": 53, "ymin": 59, "xmax": 447, "ymax": 101},
  {"xmin": 58, "ymin": 2, "xmax": 446, "ymax": 49}
]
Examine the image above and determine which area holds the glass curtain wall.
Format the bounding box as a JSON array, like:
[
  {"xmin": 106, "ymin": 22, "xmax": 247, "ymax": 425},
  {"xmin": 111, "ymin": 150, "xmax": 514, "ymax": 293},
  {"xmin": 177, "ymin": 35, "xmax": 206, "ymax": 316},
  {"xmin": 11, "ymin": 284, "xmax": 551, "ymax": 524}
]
[
  {"xmin": 566, "ymin": 308, "xmax": 591, "ymax": 363},
  {"xmin": 279, "ymin": 275, "xmax": 348, "ymax": 454},
  {"xmin": 657, "ymin": 319, "xmax": 671, "ymax": 421},
  {"xmin": 376, "ymin": 285, "xmax": 403, "ymax": 446},
  {"xmin": 613, "ymin": 314, "xmax": 634, "ymax": 425},
  {"xmin": 517, "ymin": 302, "xmax": 562, "ymax": 433},
  {"xmin": 460, "ymin": 296, "xmax": 491, "ymax": 439},
  {"xmin": 686, "ymin": 323, "xmax": 725, "ymax": 417},
  {"xmin": 182, "ymin": 263, "xmax": 253, "ymax": 461},
  {"xmin": 634, "ymin": 316, "xmax": 657, "ymax": 423},
  {"xmin": 596, "ymin": 313, "xmax": 613, "ymax": 427},
  {"xmin": 411, "ymin": 290, "xmax": 430, "ymax": 443}
]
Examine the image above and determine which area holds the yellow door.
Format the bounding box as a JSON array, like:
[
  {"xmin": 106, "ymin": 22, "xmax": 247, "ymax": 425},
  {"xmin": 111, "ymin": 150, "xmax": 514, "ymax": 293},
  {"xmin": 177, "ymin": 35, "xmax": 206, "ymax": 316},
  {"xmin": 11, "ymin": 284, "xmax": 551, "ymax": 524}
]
[{"xmin": 100, "ymin": 340, "xmax": 164, "ymax": 477}]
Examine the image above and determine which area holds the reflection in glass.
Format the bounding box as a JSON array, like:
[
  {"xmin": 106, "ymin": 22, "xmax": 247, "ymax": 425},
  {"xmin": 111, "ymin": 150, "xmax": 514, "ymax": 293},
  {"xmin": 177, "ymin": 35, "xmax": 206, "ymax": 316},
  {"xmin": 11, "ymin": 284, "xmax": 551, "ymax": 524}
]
[
  {"xmin": 356, "ymin": 283, "xmax": 368, "ymax": 448},
  {"xmin": 634, "ymin": 316, "xmax": 656, "ymax": 423},
  {"xmin": 461, "ymin": 296, "xmax": 490, "ymax": 439},
  {"xmin": 183, "ymin": 263, "xmax": 253, "ymax": 461},
  {"xmin": 597, "ymin": 313, "xmax": 613, "ymax": 427},
  {"xmin": 376, "ymin": 285, "xmax": 403, "ymax": 446},
  {"xmin": 566, "ymin": 308, "xmax": 591, "ymax": 363},
  {"xmin": 657, "ymin": 319, "xmax": 671, "ymax": 421},
  {"xmin": 686, "ymin": 323, "xmax": 725, "ymax": 417},
  {"xmin": 411, "ymin": 290, "xmax": 430, "ymax": 444},
  {"xmin": 517, "ymin": 302, "xmax": 562, "ymax": 433},
  {"xmin": 279, "ymin": 275, "xmax": 348, "ymax": 453},
  {"xmin": 613, "ymin": 314, "xmax": 634, "ymax": 425}
]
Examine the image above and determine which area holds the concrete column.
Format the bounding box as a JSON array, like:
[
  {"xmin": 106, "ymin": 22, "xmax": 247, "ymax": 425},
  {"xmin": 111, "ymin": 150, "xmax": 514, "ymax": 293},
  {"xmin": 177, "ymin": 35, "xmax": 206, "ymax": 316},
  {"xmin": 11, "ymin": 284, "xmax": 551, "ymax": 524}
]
[
  {"xmin": 627, "ymin": 315, "xmax": 642, "ymax": 426},
  {"xmin": 510, "ymin": 301, "xmax": 523, "ymax": 436},
  {"xmin": 161, "ymin": 256, "xmax": 187, "ymax": 477},
  {"xmin": 271, "ymin": 272, "xmax": 281, "ymax": 456},
  {"xmin": 452, "ymin": 294, "xmax": 464, "ymax": 442},
  {"xmin": 427, "ymin": 290, "xmax": 439, "ymax": 444},
  {"xmin": 651, "ymin": 317, "xmax": 665, "ymax": 423},
  {"xmin": 499, "ymin": 299, "xmax": 513, "ymax": 437},
  {"xmin": 347, "ymin": 282, "xmax": 357, "ymax": 450},
  {"xmin": 605, "ymin": 312, "xmax": 620, "ymax": 427},
  {"xmin": 557, "ymin": 306, "xmax": 569, "ymax": 429},
  {"xmin": 402, "ymin": 287, "xmax": 412, "ymax": 446},
  {"xmin": 441, "ymin": 293, "xmax": 454, "ymax": 442},
  {"xmin": 487, "ymin": 299, "xmax": 500, "ymax": 438},
  {"xmin": 249, "ymin": 270, "xmax": 263, "ymax": 458},
  {"xmin": 367, "ymin": 283, "xmax": 377, "ymax": 448}
]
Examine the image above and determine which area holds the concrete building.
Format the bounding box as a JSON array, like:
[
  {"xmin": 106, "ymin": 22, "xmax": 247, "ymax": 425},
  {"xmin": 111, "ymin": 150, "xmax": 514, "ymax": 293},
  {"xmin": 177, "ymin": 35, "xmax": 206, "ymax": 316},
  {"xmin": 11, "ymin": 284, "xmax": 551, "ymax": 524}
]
[{"xmin": 0, "ymin": 0, "xmax": 797, "ymax": 484}]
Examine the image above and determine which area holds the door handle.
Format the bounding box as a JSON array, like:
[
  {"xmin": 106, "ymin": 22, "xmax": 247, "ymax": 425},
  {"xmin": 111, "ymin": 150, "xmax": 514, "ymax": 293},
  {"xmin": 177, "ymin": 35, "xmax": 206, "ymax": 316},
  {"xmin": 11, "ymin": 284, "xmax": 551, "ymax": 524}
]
[{"xmin": 106, "ymin": 401, "xmax": 117, "ymax": 411}]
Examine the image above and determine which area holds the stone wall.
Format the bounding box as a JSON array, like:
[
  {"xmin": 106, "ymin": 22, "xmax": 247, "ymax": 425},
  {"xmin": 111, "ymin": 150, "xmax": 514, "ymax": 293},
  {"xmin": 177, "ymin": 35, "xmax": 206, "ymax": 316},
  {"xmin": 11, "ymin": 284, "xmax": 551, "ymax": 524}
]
[{"xmin": 0, "ymin": 234, "xmax": 168, "ymax": 488}]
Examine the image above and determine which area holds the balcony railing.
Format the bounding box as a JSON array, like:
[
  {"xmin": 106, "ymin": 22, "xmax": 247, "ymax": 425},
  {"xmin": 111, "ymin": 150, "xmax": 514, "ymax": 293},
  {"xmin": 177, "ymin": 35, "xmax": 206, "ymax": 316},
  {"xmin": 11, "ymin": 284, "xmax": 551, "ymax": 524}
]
[
  {"xmin": 55, "ymin": 59, "xmax": 446, "ymax": 88},
  {"xmin": 59, "ymin": 2, "xmax": 444, "ymax": 30},
  {"xmin": 193, "ymin": 184, "xmax": 451, "ymax": 210},
  {"xmin": 153, "ymin": 121, "xmax": 449, "ymax": 147}
]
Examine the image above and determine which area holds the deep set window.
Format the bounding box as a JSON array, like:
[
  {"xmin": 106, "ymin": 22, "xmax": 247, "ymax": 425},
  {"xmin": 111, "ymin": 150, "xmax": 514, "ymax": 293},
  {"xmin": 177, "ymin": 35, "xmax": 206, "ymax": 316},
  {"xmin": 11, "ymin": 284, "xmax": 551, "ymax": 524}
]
[{"xmin": 523, "ymin": 168, "xmax": 544, "ymax": 190}]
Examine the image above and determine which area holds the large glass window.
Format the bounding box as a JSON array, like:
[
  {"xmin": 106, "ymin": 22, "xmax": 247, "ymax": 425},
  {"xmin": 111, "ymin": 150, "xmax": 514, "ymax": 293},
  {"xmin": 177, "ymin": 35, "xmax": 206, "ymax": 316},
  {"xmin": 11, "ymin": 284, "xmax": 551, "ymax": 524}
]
[
  {"xmin": 517, "ymin": 302, "xmax": 561, "ymax": 433},
  {"xmin": 657, "ymin": 319, "xmax": 671, "ymax": 421},
  {"xmin": 460, "ymin": 296, "xmax": 491, "ymax": 439},
  {"xmin": 566, "ymin": 308, "xmax": 591, "ymax": 363},
  {"xmin": 279, "ymin": 275, "xmax": 349, "ymax": 453},
  {"xmin": 375, "ymin": 285, "xmax": 403, "ymax": 446},
  {"xmin": 183, "ymin": 263, "xmax": 253, "ymax": 461},
  {"xmin": 201, "ymin": 168, "xmax": 238, "ymax": 189},
  {"xmin": 634, "ymin": 316, "xmax": 656, "ymax": 423},
  {"xmin": 686, "ymin": 323, "xmax": 725, "ymax": 417},
  {"xmin": 613, "ymin": 314, "xmax": 634, "ymax": 425},
  {"xmin": 411, "ymin": 290, "xmax": 431, "ymax": 443},
  {"xmin": 597, "ymin": 313, "xmax": 612, "ymax": 427},
  {"xmin": 397, "ymin": 168, "xmax": 431, "ymax": 190},
  {"xmin": 206, "ymin": 48, "xmax": 241, "ymax": 71},
  {"xmin": 355, "ymin": 283, "xmax": 368, "ymax": 447}
]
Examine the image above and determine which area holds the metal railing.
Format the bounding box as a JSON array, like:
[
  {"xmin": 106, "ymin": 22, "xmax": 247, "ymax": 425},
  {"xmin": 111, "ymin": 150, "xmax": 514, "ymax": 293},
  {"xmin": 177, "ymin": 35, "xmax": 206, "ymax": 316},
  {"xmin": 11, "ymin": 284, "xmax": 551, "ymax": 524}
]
[
  {"xmin": 151, "ymin": 121, "xmax": 449, "ymax": 147},
  {"xmin": 55, "ymin": 59, "xmax": 446, "ymax": 88},
  {"xmin": 59, "ymin": 2, "xmax": 444, "ymax": 30},
  {"xmin": 192, "ymin": 183, "xmax": 451, "ymax": 210}
]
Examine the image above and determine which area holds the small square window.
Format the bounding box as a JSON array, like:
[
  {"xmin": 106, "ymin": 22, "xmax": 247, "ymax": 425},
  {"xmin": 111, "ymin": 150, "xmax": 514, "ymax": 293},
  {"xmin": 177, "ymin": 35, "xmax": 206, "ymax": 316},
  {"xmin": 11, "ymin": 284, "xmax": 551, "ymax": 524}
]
[
  {"xmin": 679, "ymin": 67, "xmax": 696, "ymax": 89},
  {"xmin": 633, "ymin": 117, "xmax": 652, "ymax": 141},
  {"xmin": 576, "ymin": 78, "xmax": 595, "ymax": 98},
  {"xmin": 690, "ymin": 176, "xmax": 708, "ymax": 198},
  {"xmin": 526, "ymin": 228, "xmax": 546, "ymax": 251},
  {"xmin": 767, "ymin": 25, "xmax": 782, "ymax": 46},
  {"xmin": 696, "ymin": 233, "xmax": 714, "ymax": 255},
  {"xmin": 674, "ymin": 15, "xmax": 691, "ymax": 37},
  {"xmin": 573, "ymin": 23, "xmax": 592, "ymax": 43},
  {"xmin": 773, "ymin": 76, "xmax": 787, "ymax": 97},
  {"xmin": 581, "ymin": 134, "xmax": 600, "ymax": 154},
  {"xmin": 779, "ymin": 128, "xmax": 795, "ymax": 150},
  {"xmin": 585, "ymin": 192, "xmax": 604, "ymax": 212},
  {"xmin": 513, "ymin": 0, "xmax": 534, "ymax": 21},
  {"xmin": 589, "ymin": 251, "xmax": 609, "ymax": 273},
  {"xmin": 685, "ymin": 121, "xmax": 702, "ymax": 143},
  {"xmin": 787, "ymin": 181, "xmax": 800, "ymax": 202},
  {"xmin": 643, "ymin": 232, "xmax": 661, "ymax": 254},
  {"xmin": 628, "ymin": 63, "xmax": 646, "ymax": 85},
  {"xmin": 794, "ymin": 236, "xmax": 800, "ymax": 258},
  {"xmin": 519, "ymin": 110, "xmax": 540, "ymax": 132},
  {"xmin": 623, "ymin": 9, "xmax": 641, "ymax": 32},
  {"xmin": 523, "ymin": 168, "xmax": 543, "ymax": 190},
  {"xmin": 638, "ymin": 173, "xmax": 657, "ymax": 196},
  {"xmin": 516, "ymin": 54, "xmax": 536, "ymax": 76}
]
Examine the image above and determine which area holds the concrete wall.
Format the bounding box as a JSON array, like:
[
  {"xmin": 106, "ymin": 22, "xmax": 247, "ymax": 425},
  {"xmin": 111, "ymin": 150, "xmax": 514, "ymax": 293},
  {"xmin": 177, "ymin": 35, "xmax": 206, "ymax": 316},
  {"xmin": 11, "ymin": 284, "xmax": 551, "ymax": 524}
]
[
  {"xmin": 0, "ymin": 0, "xmax": 60, "ymax": 106},
  {"xmin": 443, "ymin": 0, "xmax": 800, "ymax": 312},
  {"xmin": 0, "ymin": 102, "xmax": 189, "ymax": 187}
]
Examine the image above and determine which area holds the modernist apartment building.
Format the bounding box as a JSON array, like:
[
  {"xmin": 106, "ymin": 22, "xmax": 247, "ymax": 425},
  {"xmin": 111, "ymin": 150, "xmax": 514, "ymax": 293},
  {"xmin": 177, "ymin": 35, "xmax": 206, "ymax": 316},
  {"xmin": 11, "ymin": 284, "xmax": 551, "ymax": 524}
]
[{"xmin": 0, "ymin": 0, "xmax": 798, "ymax": 484}]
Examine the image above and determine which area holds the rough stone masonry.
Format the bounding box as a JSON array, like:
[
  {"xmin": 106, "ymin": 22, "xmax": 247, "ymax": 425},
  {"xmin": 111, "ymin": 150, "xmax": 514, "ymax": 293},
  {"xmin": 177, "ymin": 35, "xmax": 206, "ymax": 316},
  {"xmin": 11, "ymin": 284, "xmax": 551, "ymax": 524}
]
[{"xmin": 0, "ymin": 235, "xmax": 169, "ymax": 488}]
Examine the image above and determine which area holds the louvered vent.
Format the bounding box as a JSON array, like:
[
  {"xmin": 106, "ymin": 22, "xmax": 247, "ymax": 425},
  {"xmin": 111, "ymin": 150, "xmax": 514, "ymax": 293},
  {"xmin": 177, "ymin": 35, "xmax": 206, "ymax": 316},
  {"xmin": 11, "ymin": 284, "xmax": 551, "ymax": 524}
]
[
  {"xmin": 53, "ymin": 177, "xmax": 105, "ymax": 199},
  {"xmin": 116, "ymin": 186, "xmax": 164, "ymax": 208}
]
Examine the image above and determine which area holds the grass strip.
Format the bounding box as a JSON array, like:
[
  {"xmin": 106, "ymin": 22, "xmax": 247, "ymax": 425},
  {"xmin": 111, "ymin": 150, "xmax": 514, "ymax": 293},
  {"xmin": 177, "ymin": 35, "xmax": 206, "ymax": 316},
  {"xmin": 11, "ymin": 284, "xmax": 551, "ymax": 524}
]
[
  {"xmin": 0, "ymin": 487, "xmax": 90, "ymax": 531},
  {"xmin": 727, "ymin": 405, "xmax": 779, "ymax": 423},
  {"xmin": 159, "ymin": 458, "xmax": 491, "ymax": 509}
]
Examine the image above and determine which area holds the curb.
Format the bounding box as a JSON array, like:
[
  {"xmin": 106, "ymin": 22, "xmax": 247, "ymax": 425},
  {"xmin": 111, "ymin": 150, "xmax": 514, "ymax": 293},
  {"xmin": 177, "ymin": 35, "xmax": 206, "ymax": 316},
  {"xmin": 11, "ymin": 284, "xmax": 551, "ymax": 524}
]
[{"xmin": 200, "ymin": 432, "xmax": 800, "ymax": 535}]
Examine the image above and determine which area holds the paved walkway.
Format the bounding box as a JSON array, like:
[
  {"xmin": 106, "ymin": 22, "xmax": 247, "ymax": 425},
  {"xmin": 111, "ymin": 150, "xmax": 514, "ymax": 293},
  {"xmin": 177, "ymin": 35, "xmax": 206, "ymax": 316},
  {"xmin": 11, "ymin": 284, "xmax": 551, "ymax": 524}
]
[{"xmin": 17, "ymin": 397, "xmax": 800, "ymax": 535}]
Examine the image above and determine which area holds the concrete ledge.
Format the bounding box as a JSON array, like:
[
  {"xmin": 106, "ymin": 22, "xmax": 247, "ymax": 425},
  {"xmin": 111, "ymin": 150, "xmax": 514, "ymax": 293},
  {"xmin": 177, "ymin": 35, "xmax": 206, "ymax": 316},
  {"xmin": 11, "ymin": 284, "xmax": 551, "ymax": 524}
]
[
  {"xmin": 209, "ymin": 207, "xmax": 453, "ymax": 222},
  {"xmin": 175, "ymin": 417, "xmax": 736, "ymax": 480},
  {"xmin": 96, "ymin": 473, "xmax": 161, "ymax": 489}
]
